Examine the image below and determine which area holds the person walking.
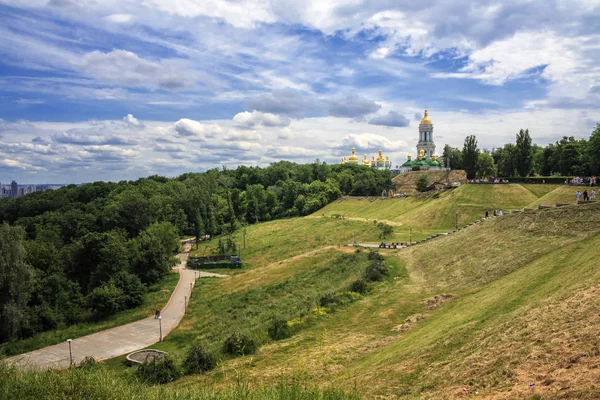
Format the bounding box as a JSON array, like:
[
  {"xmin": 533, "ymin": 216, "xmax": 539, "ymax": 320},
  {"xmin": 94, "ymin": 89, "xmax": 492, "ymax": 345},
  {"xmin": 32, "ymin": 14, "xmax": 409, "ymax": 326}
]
[
  {"xmin": 485, "ymin": 209, "xmax": 489, "ymax": 218},
  {"xmin": 154, "ymin": 310, "xmax": 161, "ymax": 319},
  {"xmin": 576, "ymin": 191, "xmax": 581, "ymax": 202},
  {"xmin": 583, "ymin": 190, "xmax": 589, "ymax": 201},
  {"xmin": 591, "ymin": 190, "xmax": 596, "ymax": 201}
]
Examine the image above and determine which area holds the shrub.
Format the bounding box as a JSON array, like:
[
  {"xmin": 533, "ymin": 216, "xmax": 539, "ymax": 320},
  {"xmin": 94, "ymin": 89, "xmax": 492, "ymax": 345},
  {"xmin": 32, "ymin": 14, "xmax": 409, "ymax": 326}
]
[
  {"xmin": 182, "ymin": 343, "xmax": 217, "ymax": 375},
  {"xmin": 267, "ymin": 317, "xmax": 292, "ymax": 340},
  {"xmin": 319, "ymin": 292, "xmax": 340, "ymax": 307},
  {"xmin": 223, "ymin": 332, "xmax": 257, "ymax": 356},
  {"xmin": 416, "ymin": 175, "xmax": 429, "ymax": 192},
  {"xmin": 364, "ymin": 262, "xmax": 389, "ymax": 282},
  {"xmin": 135, "ymin": 355, "xmax": 180, "ymax": 385},
  {"xmin": 367, "ymin": 251, "xmax": 384, "ymax": 262},
  {"xmin": 349, "ymin": 279, "xmax": 368, "ymax": 294},
  {"xmin": 79, "ymin": 356, "xmax": 97, "ymax": 369}
]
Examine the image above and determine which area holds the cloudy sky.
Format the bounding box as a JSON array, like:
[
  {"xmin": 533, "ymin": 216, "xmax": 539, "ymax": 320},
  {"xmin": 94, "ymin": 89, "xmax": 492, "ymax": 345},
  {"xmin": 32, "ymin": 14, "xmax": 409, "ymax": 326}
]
[{"xmin": 1, "ymin": 0, "xmax": 599, "ymax": 183}]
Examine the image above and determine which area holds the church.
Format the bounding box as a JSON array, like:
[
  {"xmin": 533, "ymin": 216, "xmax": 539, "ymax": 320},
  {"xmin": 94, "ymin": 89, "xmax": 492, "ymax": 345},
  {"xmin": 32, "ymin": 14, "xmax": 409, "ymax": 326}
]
[
  {"xmin": 340, "ymin": 109, "xmax": 442, "ymax": 173},
  {"xmin": 398, "ymin": 109, "xmax": 442, "ymax": 172}
]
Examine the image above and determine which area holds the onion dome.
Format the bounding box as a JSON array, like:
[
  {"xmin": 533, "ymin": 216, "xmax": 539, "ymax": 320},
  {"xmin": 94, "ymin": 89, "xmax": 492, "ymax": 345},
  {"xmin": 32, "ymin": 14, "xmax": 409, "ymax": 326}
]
[
  {"xmin": 361, "ymin": 154, "xmax": 370, "ymax": 166},
  {"xmin": 420, "ymin": 109, "xmax": 432, "ymax": 125},
  {"xmin": 348, "ymin": 147, "xmax": 359, "ymax": 163}
]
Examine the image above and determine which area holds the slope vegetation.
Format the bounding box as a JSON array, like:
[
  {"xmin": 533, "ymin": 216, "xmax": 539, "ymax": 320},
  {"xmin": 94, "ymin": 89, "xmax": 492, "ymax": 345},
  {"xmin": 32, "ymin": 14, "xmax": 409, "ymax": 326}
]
[{"xmin": 172, "ymin": 202, "xmax": 600, "ymax": 399}]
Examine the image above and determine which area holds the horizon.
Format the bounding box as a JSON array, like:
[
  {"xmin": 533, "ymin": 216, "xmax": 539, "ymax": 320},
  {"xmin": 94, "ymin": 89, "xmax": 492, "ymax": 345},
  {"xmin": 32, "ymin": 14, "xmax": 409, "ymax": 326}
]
[{"xmin": 1, "ymin": 1, "xmax": 599, "ymax": 182}]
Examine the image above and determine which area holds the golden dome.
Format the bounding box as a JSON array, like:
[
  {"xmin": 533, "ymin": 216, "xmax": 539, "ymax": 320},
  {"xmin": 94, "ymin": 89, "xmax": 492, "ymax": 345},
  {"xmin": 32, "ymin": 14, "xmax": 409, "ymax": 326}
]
[
  {"xmin": 376, "ymin": 149, "xmax": 384, "ymax": 162},
  {"xmin": 348, "ymin": 147, "xmax": 359, "ymax": 163},
  {"xmin": 420, "ymin": 109, "xmax": 432, "ymax": 125},
  {"xmin": 362, "ymin": 155, "xmax": 370, "ymax": 166},
  {"xmin": 407, "ymin": 153, "xmax": 412, "ymax": 161}
]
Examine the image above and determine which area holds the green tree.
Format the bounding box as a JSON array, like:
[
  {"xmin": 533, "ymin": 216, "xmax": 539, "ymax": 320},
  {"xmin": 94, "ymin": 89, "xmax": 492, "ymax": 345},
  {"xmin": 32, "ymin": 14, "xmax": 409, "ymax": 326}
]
[
  {"xmin": 587, "ymin": 124, "xmax": 600, "ymax": 175},
  {"xmin": 515, "ymin": 129, "xmax": 534, "ymax": 177},
  {"xmin": 462, "ymin": 135, "xmax": 479, "ymax": 179},
  {"xmin": 132, "ymin": 222, "xmax": 179, "ymax": 285},
  {"xmin": 0, "ymin": 224, "xmax": 34, "ymax": 341},
  {"xmin": 476, "ymin": 152, "xmax": 497, "ymax": 178},
  {"xmin": 86, "ymin": 280, "xmax": 125, "ymax": 318},
  {"xmin": 494, "ymin": 144, "xmax": 517, "ymax": 177},
  {"xmin": 442, "ymin": 145, "xmax": 462, "ymax": 169},
  {"xmin": 193, "ymin": 211, "xmax": 204, "ymax": 249},
  {"xmin": 415, "ymin": 175, "xmax": 429, "ymax": 192},
  {"xmin": 377, "ymin": 222, "xmax": 393, "ymax": 239}
]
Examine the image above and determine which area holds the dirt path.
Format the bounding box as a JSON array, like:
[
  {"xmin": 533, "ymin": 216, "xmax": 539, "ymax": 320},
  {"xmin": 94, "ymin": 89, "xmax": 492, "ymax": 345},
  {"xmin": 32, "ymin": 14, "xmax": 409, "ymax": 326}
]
[
  {"xmin": 7, "ymin": 241, "xmax": 225, "ymax": 370},
  {"xmin": 304, "ymin": 215, "xmax": 404, "ymax": 226}
]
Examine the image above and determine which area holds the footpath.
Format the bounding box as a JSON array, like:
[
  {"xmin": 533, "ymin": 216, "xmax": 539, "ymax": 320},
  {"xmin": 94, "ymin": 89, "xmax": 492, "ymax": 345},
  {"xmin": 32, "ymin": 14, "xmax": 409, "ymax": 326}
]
[{"xmin": 7, "ymin": 241, "xmax": 226, "ymax": 370}]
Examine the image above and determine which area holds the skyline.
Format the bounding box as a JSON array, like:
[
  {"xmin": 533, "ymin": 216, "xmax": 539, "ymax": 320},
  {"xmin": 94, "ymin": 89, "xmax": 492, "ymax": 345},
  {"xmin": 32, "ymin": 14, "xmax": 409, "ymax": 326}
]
[{"xmin": 1, "ymin": 0, "xmax": 599, "ymax": 182}]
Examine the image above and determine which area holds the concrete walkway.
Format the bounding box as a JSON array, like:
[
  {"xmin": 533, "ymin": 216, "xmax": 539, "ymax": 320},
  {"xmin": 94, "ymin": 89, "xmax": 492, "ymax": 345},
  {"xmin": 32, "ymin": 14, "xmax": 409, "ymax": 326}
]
[{"xmin": 7, "ymin": 241, "xmax": 226, "ymax": 370}]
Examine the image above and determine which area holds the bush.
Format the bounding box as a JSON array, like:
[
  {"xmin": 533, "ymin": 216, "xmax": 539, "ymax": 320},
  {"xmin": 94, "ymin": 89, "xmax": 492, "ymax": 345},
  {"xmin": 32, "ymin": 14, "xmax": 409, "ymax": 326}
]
[
  {"xmin": 364, "ymin": 262, "xmax": 389, "ymax": 282},
  {"xmin": 114, "ymin": 272, "xmax": 146, "ymax": 308},
  {"xmin": 349, "ymin": 279, "xmax": 368, "ymax": 294},
  {"xmin": 367, "ymin": 251, "xmax": 384, "ymax": 262},
  {"xmin": 182, "ymin": 343, "xmax": 217, "ymax": 375},
  {"xmin": 416, "ymin": 175, "xmax": 429, "ymax": 192},
  {"xmin": 267, "ymin": 316, "xmax": 292, "ymax": 340},
  {"xmin": 79, "ymin": 356, "xmax": 97, "ymax": 369},
  {"xmin": 135, "ymin": 355, "xmax": 180, "ymax": 385},
  {"xmin": 223, "ymin": 332, "xmax": 257, "ymax": 356},
  {"xmin": 319, "ymin": 292, "xmax": 340, "ymax": 307}
]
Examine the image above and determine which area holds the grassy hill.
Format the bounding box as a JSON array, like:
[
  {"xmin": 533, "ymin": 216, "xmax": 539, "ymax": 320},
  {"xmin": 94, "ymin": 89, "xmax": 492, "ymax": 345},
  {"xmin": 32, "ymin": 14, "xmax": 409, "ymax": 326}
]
[
  {"xmin": 4, "ymin": 184, "xmax": 599, "ymax": 400},
  {"xmin": 313, "ymin": 183, "xmax": 580, "ymax": 242}
]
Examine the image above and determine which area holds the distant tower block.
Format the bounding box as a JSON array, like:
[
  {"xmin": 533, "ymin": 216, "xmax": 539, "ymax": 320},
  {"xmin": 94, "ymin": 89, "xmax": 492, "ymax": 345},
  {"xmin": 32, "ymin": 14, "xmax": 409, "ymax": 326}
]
[{"xmin": 417, "ymin": 109, "xmax": 435, "ymax": 158}]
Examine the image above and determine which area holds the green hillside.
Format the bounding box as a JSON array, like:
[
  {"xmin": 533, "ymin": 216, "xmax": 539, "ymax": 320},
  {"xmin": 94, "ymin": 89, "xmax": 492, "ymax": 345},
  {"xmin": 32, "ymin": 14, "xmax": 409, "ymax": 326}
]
[
  {"xmin": 313, "ymin": 183, "xmax": 581, "ymax": 242},
  {"xmin": 4, "ymin": 185, "xmax": 599, "ymax": 400}
]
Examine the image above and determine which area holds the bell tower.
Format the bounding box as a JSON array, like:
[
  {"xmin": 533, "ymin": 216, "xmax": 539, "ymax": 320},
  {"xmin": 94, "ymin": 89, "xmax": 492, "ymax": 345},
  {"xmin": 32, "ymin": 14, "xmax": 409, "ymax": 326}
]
[{"xmin": 417, "ymin": 109, "xmax": 435, "ymax": 158}]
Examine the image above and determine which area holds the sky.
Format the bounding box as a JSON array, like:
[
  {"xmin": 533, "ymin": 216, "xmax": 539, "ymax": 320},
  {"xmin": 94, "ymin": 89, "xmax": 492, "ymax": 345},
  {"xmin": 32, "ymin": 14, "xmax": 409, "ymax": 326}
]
[{"xmin": 0, "ymin": 0, "xmax": 599, "ymax": 183}]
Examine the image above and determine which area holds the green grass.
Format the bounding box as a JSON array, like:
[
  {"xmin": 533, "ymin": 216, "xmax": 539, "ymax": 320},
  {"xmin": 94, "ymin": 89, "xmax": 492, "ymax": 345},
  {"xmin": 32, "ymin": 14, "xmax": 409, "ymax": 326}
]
[
  {"xmin": 0, "ymin": 361, "xmax": 360, "ymax": 400},
  {"xmin": 1, "ymin": 272, "xmax": 180, "ymax": 357},
  {"xmin": 171, "ymin": 202, "xmax": 600, "ymax": 399},
  {"xmin": 190, "ymin": 217, "xmax": 383, "ymax": 268}
]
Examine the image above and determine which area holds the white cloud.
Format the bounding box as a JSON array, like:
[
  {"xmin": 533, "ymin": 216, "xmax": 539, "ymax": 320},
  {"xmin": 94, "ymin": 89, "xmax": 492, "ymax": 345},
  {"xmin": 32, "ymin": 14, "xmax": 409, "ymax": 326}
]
[
  {"xmin": 123, "ymin": 114, "xmax": 144, "ymax": 128},
  {"xmin": 72, "ymin": 49, "xmax": 192, "ymax": 89},
  {"xmin": 104, "ymin": 14, "xmax": 133, "ymax": 23},
  {"xmin": 337, "ymin": 133, "xmax": 406, "ymax": 152},
  {"xmin": 172, "ymin": 118, "xmax": 222, "ymax": 140},
  {"xmin": 233, "ymin": 110, "xmax": 290, "ymax": 128}
]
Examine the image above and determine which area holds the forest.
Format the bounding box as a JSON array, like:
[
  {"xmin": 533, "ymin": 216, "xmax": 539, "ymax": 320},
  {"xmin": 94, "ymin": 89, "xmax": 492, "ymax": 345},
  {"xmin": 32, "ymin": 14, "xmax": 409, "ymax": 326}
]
[
  {"xmin": 0, "ymin": 161, "xmax": 394, "ymax": 343},
  {"xmin": 442, "ymin": 124, "xmax": 600, "ymax": 179}
]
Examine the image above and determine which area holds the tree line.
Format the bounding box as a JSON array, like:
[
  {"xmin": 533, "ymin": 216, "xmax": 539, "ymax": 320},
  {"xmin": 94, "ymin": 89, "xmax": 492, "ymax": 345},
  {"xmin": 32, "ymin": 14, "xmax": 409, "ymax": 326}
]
[
  {"xmin": 0, "ymin": 161, "xmax": 393, "ymax": 343},
  {"xmin": 442, "ymin": 124, "xmax": 600, "ymax": 179}
]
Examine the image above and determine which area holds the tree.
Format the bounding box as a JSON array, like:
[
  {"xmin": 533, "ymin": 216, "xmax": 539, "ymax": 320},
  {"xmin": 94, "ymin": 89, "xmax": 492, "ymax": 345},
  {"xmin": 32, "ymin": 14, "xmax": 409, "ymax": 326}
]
[
  {"xmin": 462, "ymin": 135, "xmax": 479, "ymax": 179},
  {"xmin": 86, "ymin": 280, "xmax": 124, "ymax": 318},
  {"xmin": 415, "ymin": 175, "xmax": 429, "ymax": 192},
  {"xmin": 377, "ymin": 222, "xmax": 393, "ymax": 239},
  {"xmin": 193, "ymin": 211, "xmax": 204, "ymax": 249},
  {"xmin": 0, "ymin": 224, "xmax": 34, "ymax": 341},
  {"xmin": 587, "ymin": 124, "xmax": 600, "ymax": 175},
  {"xmin": 515, "ymin": 129, "xmax": 534, "ymax": 177},
  {"xmin": 442, "ymin": 145, "xmax": 462, "ymax": 170},
  {"xmin": 494, "ymin": 144, "xmax": 517, "ymax": 177},
  {"xmin": 476, "ymin": 152, "xmax": 497, "ymax": 178},
  {"xmin": 132, "ymin": 222, "xmax": 179, "ymax": 285}
]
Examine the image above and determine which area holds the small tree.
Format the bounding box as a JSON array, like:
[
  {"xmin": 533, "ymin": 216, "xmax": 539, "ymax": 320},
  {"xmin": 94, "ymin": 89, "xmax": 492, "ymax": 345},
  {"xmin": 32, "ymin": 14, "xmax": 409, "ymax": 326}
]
[
  {"xmin": 364, "ymin": 261, "xmax": 389, "ymax": 282},
  {"xmin": 462, "ymin": 135, "xmax": 479, "ymax": 179},
  {"xmin": 182, "ymin": 343, "xmax": 217, "ymax": 375},
  {"xmin": 416, "ymin": 175, "xmax": 429, "ymax": 192},
  {"xmin": 86, "ymin": 281, "xmax": 124, "ymax": 318},
  {"xmin": 377, "ymin": 222, "xmax": 393, "ymax": 239}
]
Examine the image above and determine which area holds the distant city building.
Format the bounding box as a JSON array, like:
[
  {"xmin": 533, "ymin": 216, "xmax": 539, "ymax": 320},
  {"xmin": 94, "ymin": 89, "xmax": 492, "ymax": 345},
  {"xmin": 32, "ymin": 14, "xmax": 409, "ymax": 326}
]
[{"xmin": 11, "ymin": 180, "xmax": 18, "ymax": 199}]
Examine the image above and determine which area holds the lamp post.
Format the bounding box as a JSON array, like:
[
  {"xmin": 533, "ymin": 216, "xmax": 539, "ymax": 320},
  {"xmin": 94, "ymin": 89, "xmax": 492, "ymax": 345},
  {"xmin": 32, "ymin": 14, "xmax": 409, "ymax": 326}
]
[
  {"xmin": 158, "ymin": 316, "xmax": 162, "ymax": 341},
  {"xmin": 455, "ymin": 210, "xmax": 458, "ymax": 231},
  {"xmin": 67, "ymin": 339, "xmax": 73, "ymax": 366}
]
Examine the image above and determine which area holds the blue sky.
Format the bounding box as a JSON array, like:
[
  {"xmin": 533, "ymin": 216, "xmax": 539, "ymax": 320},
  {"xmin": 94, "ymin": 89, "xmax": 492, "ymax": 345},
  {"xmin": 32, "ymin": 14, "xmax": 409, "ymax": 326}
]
[{"xmin": 0, "ymin": 0, "xmax": 599, "ymax": 183}]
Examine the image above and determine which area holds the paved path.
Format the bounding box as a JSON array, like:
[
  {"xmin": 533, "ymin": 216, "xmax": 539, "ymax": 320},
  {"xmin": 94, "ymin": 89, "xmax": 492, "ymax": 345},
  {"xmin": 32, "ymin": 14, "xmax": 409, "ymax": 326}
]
[{"xmin": 7, "ymin": 241, "xmax": 227, "ymax": 370}]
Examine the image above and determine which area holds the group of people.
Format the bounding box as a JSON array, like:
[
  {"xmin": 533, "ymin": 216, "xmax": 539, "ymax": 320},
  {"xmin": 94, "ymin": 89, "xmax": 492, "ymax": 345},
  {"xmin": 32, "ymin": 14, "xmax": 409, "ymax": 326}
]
[
  {"xmin": 484, "ymin": 209, "xmax": 504, "ymax": 218},
  {"xmin": 576, "ymin": 190, "xmax": 596, "ymax": 202},
  {"xmin": 568, "ymin": 176, "xmax": 597, "ymax": 186}
]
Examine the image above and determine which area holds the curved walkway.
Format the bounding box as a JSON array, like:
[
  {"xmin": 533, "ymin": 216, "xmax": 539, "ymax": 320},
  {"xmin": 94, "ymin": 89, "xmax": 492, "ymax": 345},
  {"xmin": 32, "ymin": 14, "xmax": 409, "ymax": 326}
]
[{"xmin": 7, "ymin": 241, "xmax": 226, "ymax": 370}]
